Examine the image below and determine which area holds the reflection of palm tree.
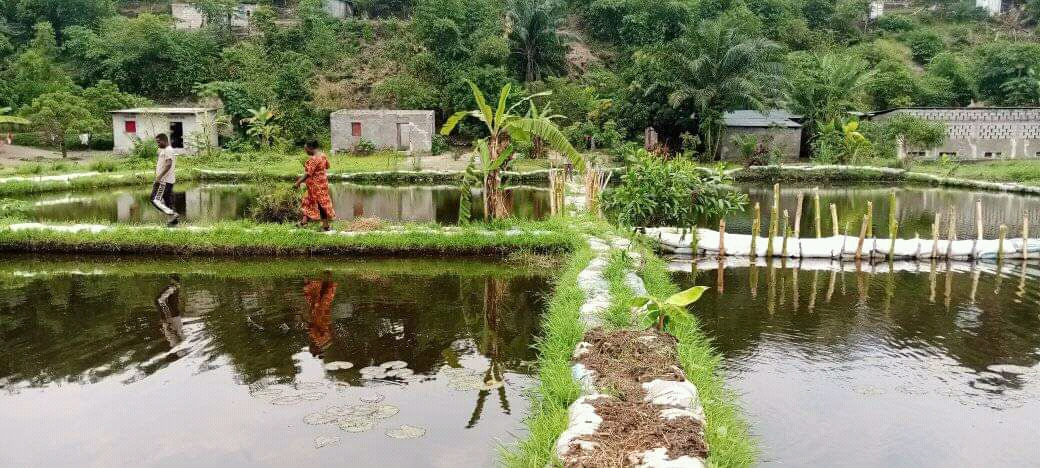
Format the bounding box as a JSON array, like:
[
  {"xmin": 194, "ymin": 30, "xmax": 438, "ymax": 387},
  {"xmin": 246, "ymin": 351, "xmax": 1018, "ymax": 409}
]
[{"xmin": 467, "ymin": 278, "xmax": 509, "ymax": 428}]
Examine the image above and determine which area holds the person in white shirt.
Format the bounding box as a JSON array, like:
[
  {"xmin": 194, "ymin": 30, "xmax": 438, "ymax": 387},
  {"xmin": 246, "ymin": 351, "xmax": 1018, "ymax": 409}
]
[{"xmin": 151, "ymin": 134, "xmax": 180, "ymax": 226}]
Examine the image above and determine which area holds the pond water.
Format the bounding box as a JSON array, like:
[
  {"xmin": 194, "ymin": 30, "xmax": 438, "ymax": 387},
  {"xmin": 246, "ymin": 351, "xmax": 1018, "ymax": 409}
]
[
  {"xmin": 0, "ymin": 257, "xmax": 552, "ymax": 467},
  {"xmin": 717, "ymin": 184, "xmax": 1040, "ymax": 240},
  {"xmin": 672, "ymin": 257, "xmax": 1040, "ymax": 466},
  {"xmin": 19, "ymin": 183, "xmax": 551, "ymax": 225}
]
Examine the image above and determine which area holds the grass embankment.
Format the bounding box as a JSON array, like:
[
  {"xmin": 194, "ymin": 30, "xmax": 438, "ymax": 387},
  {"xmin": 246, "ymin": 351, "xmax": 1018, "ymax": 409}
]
[
  {"xmin": 912, "ymin": 160, "xmax": 1040, "ymax": 187},
  {"xmin": 0, "ymin": 219, "xmax": 578, "ymax": 257},
  {"xmin": 507, "ymin": 229, "xmax": 755, "ymax": 467},
  {"xmin": 732, "ymin": 163, "xmax": 1040, "ymax": 195}
]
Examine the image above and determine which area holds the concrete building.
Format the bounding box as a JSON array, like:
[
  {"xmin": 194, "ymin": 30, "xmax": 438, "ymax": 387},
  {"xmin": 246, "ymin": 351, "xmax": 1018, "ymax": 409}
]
[
  {"xmin": 111, "ymin": 108, "xmax": 219, "ymax": 154},
  {"xmin": 330, "ymin": 110, "xmax": 435, "ymax": 154},
  {"xmin": 324, "ymin": 0, "xmax": 354, "ymax": 18},
  {"xmin": 869, "ymin": 107, "xmax": 1040, "ymax": 160},
  {"xmin": 171, "ymin": 3, "xmax": 258, "ymax": 30},
  {"xmin": 718, "ymin": 110, "xmax": 803, "ymax": 161}
]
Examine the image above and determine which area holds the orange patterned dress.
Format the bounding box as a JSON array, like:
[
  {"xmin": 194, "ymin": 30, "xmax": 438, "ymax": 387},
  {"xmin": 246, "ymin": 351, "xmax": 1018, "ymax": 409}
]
[
  {"xmin": 304, "ymin": 279, "xmax": 337, "ymax": 355},
  {"xmin": 301, "ymin": 153, "xmax": 337, "ymax": 221}
]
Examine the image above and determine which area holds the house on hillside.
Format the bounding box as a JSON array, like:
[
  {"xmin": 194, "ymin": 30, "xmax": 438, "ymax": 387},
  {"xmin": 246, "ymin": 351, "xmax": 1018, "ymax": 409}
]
[
  {"xmin": 111, "ymin": 108, "xmax": 218, "ymax": 154},
  {"xmin": 718, "ymin": 110, "xmax": 803, "ymax": 162},
  {"xmin": 324, "ymin": 0, "xmax": 354, "ymax": 18},
  {"xmin": 330, "ymin": 110, "xmax": 435, "ymax": 154},
  {"xmin": 171, "ymin": 3, "xmax": 258, "ymax": 30},
  {"xmin": 868, "ymin": 107, "xmax": 1040, "ymax": 160}
]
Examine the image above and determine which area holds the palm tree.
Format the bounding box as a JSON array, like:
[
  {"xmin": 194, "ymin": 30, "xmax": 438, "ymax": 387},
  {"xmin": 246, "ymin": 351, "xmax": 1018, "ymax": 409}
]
[
  {"xmin": 664, "ymin": 20, "xmax": 785, "ymax": 159},
  {"xmin": 0, "ymin": 107, "xmax": 30, "ymax": 126},
  {"xmin": 440, "ymin": 81, "xmax": 583, "ymax": 219},
  {"xmin": 506, "ymin": 0, "xmax": 567, "ymax": 82},
  {"xmin": 786, "ymin": 53, "xmax": 872, "ymax": 156}
]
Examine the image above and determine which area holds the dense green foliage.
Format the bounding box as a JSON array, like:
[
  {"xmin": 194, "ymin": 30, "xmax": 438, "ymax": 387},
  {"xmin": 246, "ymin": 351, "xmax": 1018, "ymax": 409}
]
[{"xmin": 1, "ymin": 0, "xmax": 1038, "ymax": 158}]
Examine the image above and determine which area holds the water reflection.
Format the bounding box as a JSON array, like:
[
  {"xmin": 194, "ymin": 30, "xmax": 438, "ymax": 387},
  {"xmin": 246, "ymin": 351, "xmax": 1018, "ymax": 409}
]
[
  {"xmin": 719, "ymin": 184, "xmax": 1040, "ymax": 240},
  {"xmin": 672, "ymin": 257, "xmax": 1040, "ymax": 466},
  {"xmin": 0, "ymin": 258, "xmax": 551, "ymax": 466},
  {"xmin": 21, "ymin": 183, "xmax": 551, "ymax": 225}
]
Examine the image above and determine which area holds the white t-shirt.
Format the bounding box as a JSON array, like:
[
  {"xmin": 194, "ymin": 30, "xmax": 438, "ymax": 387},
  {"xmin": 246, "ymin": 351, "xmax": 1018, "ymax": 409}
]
[{"xmin": 156, "ymin": 147, "xmax": 177, "ymax": 184}]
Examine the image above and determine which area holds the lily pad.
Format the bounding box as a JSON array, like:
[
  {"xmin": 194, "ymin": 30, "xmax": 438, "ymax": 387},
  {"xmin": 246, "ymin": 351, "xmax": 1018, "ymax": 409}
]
[
  {"xmin": 324, "ymin": 361, "xmax": 354, "ymax": 371},
  {"xmin": 294, "ymin": 381, "xmax": 326, "ymax": 391},
  {"xmin": 300, "ymin": 392, "xmax": 327, "ymax": 401},
  {"xmin": 478, "ymin": 380, "xmax": 505, "ymax": 391},
  {"xmin": 369, "ymin": 404, "xmax": 400, "ymax": 419},
  {"xmin": 304, "ymin": 412, "xmax": 337, "ymax": 425},
  {"xmin": 270, "ymin": 395, "xmax": 304, "ymax": 406},
  {"xmin": 323, "ymin": 405, "xmax": 350, "ymax": 417},
  {"xmin": 359, "ymin": 366, "xmax": 387, "ymax": 379},
  {"xmin": 338, "ymin": 416, "xmax": 376, "ymax": 433},
  {"xmin": 359, "ymin": 393, "xmax": 386, "ymax": 404},
  {"xmin": 381, "ymin": 360, "xmax": 408, "ymax": 370},
  {"xmin": 385, "ymin": 368, "xmax": 414, "ymax": 378},
  {"xmin": 350, "ymin": 404, "xmax": 379, "ymax": 416},
  {"xmin": 386, "ymin": 424, "xmax": 427, "ymax": 439},
  {"xmin": 314, "ymin": 435, "xmax": 341, "ymax": 449},
  {"xmin": 446, "ymin": 375, "xmax": 484, "ymax": 391},
  {"xmin": 250, "ymin": 387, "xmax": 286, "ymax": 398}
]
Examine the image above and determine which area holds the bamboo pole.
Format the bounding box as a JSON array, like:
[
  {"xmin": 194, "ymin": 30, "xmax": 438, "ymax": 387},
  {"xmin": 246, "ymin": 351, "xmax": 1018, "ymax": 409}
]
[
  {"xmin": 1023, "ymin": 212, "xmax": 1030, "ymax": 261},
  {"xmin": 976, "ymin": 200, "xmax": 984, "ymax": 241},
  {"xmin": 998, "ymin": 224, "xmax": 1007, "ymax": 263},
  {"xmin": 947, "ymin": 208, "xmax": 957, "ymax": 259},
  {"xmin": 718, "ymin": 219, "xmax": 727, "ymax": 258},
  {"xmin": 866, "ymin": 201, "xmax": 874, "ymax": 238},
  {"xmin": 809, "ymin": 269, "xmax": 819, "ymax": 312},
  {"xmin": 794, "ymin": 192, "xmax": 804, "ymax": 239},
  {"xmin": 888, "ymin": 221, "xmax": 898, "ymax": 262},
  {"xmin": 931, "ymin": 213, "xmax": 942, "ymax": 259},
  {"xmin": 750, "ymin": 202, "xmax": 761, "ymax": 258},
  {"xmin": 830, "ymin": 203, "xmax": 839, "ymax": 237},
  {"xmin": 814, "ymin": 188, "xmax": 822, "ymax": 239},
  {"xmin": 856, "ymin": 214, "xmax": 869, "ymax": 261},
  {"xmin": 792, "ymin": 264, "xmax": 800, "ymax": 309},
  {"xmin": 766, "ymin": 184, "xmax": 779, "ymax": 258},
  {"xmin": 781, "ymin": 210, "xmax": 790, "ymax": 258},
  {"xmin": 888, "ymin": 191, "xmax": 897, "ymax": 238}
]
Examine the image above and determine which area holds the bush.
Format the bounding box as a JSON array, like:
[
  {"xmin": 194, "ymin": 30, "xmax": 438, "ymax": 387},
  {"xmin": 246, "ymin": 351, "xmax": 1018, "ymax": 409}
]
[
  {"xmin": 131, "ymin": 138, "xmax": 159, "ymax": 160},
  {"xmin": 431, "ymin": 134, "xmax": 450, "ymax": 156},
  {"xmin": 249, "ymin": 185, "xmax": 302, "ymax": 223},
  {"xmin": 89, "ymin": 156, "xmax": 119, "ymax": 173},
  {"xmin": 876, "ymin": 14, "xmax": 915, "ymax": 33},
  {"xmin": 353, "ymin": 138, "xmax": 377, "ymax": 155},
  {"xmin": 905, "ymin": 29, "xmax": 944, "ymax": 64},
  {"xmin": 0, "ymin": 198, "xmax": 31, "ymax": 219},
  {"xmin": 602, "ymin": 149, "xmax": 747, "ymax": 227}
]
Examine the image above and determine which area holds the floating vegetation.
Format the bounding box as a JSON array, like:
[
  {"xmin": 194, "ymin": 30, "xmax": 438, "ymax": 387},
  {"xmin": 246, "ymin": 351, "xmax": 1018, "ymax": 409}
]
[
  {"xmin": 386, "ymin": 425, "xmax": 427, "ymax": 439},
  {"xmin": 324, "ymin": 361, "xmax": 354, "ymax": 371},
  {"xmin": 338, "ymin": 416, "xmax": 376, "ymax": 433},
  {"xmin": 369, "ymin": 404, "xmax": 400, "ymax": 419},
  {"xmin": 381, "ymin": 361, "xmax": 408, "ymax": 370},
  {"xmin": 350, "ymin": 404, "xmax": 379, "ymax": 416},
  {"xmin": 294, "ymin": 381, "xmax": 326, "ymax": 391},
  {"xmin": 444, "ymin": 369, "xmax": 489, "ymax": 392},
  {"xmin": 323, "ymin": 405, "xmax": 350, "ymax": 417},
  {"xmin": 300, "ymin": 392, "xmax": 327, "ymax": 401},
  {"xmin": 359, "ymin": 366, "xmax": 387, "ymax": 379},
  {"xmin": 478, "ymin": 380, "xmax": 505, "ymax": 391},
  {"xmin": 250, "ymin": 386, "xmax": 287, "ymax": 398},
  {"xmin": 270, "ymin": 395, "xmax": 304, "ymax": 405},
  {"xmin": 314, "ymin": 435, "xmax": 340, "ymax": 449},
  {"xmin": 359, "ymin": 393, "xmax": 385, "ymax": 403}
]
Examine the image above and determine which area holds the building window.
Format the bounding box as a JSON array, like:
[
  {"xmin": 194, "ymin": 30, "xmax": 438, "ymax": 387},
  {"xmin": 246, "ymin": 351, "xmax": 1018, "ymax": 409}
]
[
  {"xmin": 984, "ymin": 152, "xmax": 1003, "ymax": 159},
  {"xmin": 124, "ymin": 120, "xmax": 137, "ymax": 133},
  {"xmin": 907, "ymin": 151, "xmax": 926, "ymax": 158},
  {"xmin": 351, "ymin": 122, "xmax": 362, "ymax": 137},
  {"xmin": 939, "ymin": 152, "xmax": 957, "ymax": 159}
]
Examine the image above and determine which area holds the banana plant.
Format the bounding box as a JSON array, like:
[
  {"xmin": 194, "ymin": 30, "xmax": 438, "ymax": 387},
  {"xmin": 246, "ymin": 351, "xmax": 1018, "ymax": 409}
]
[
  {"xmin": 440, "ymin": 80, "xmax": 583, "ymax": 219},
  {"xmin": 631, "ymin": 286, "xmax": 709, "ymax": 332}
]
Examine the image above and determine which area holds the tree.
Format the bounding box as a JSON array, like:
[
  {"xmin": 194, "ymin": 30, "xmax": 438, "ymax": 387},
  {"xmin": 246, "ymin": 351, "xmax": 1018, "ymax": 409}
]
[
  {"xmin": 786, "ymin": 52, "xmax": 872, "ymax": 154},
  {"xmin": 25, "ymin": 92, "xmax": 99, "ymax": 158},
  {"xmin": 1, "ymin": 22, "xmax": 76, "ymax": 109},
  {"xmin": 664, "ymin": 20, "xmax": 785, "ymax": 159},
  {"xmin": 975, "ymin": 42, "xmax": 1040, "ymax": 105},
  {"xmin": 866, "ymin": 60, "xmax": 916, "ymax": 109},
  {"xmin": 506, "ymin": 0, "xmax": 567, "ymax": 82},
  {"xmin": 926, "ymin": 52, "xmax": 976, "ymax": 106},
  {"xmin": 79, "ymin": 80, "xmax": 152, "ymax": 125},
  {"xmin": 440, "ymin": 81, "xmax": 583, "ymax": 219},
  {"xmin": 243, "ymin": 106, "xmax": 281, "ymax": 149},
  {"xmin": 0, "ymin": 106, "xmax": 29, "ymax": 125},
  {"xmin": 14, "ymin": 0, "xmax": 114, "ymax": 43}
]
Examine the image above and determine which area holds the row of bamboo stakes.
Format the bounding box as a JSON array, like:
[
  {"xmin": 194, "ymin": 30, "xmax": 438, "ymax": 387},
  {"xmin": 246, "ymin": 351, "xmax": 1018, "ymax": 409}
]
[{"xmin": 716, "ymin": 183, "xmax": 1032, "ymax": 263}]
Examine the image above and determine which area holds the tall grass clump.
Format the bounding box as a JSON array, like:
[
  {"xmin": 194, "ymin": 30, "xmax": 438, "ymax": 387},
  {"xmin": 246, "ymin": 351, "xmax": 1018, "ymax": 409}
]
[{"xmin": 248, "ymin": 186, "xmax": 302, "ymax": 223}]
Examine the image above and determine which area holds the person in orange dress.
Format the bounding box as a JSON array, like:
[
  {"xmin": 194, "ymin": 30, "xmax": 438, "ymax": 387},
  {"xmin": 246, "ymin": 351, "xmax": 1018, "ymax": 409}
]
[
  {"xmin": 304, "ymin": 271, "xmax": 337, "ymax": 357},
  {"xmin": 295, "ymin": 140, "xmax": 337, "ymax": 231}
]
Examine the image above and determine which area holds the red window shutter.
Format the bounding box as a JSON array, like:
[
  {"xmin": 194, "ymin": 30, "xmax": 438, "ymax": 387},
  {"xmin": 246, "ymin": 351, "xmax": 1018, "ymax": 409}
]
[
  {"xmin": 125, "ymin": 120, "xmax": 137, "ymax": 133},
  {"xmin": 351, "ymin": 122, "xmax": 362, "ymax": 137}
]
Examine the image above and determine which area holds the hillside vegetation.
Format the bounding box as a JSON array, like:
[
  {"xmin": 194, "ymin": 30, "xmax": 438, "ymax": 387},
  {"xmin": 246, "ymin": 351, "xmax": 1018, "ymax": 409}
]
[{"xmin": 2, "ymin": 0, "xmax": 1040, "ymax": 161}]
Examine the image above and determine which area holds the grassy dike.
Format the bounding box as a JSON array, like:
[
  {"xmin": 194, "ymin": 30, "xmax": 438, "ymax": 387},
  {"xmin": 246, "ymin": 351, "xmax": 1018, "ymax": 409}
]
[
  {"xmin": 731, "ymin": 164, "xmax": 1040, "ymax": 196},
  {"xmin": 506, "ymin": 226, "xmax": 756, "ymax": 467}
]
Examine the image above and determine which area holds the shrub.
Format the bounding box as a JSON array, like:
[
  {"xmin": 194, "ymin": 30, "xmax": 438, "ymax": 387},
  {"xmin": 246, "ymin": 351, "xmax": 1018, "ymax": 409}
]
[
  {"xmin": 249, "ymin": 185, "xmax": 302, "ymax": 223},
  {"xmin": 89, "ymin": 156, "xmax": 119, "ymax": 173},
  {"xmin": 0, "ymin": 198, "xmax": 31, "ymax": 219},
  {"xmin": 876, "ymin": 14, "xmax": 915, "ymax": 33},
  {"xmin": 602, "ymin": 149, "xmax": 747, "ymax": 227},
  {"xmin": 353, "ymin": 138, "xmax": 377, "ymax": 155},
  {"xmin": 431, "ymin": 134, "xmax": 450, "ymax": 156},
  {"xmin": 131, "ymin": 138, "xmax": 159, "ymax": 160},
  {"xmin": 905, "ymin": 29, "xmax": 944, "ymax": 64}
]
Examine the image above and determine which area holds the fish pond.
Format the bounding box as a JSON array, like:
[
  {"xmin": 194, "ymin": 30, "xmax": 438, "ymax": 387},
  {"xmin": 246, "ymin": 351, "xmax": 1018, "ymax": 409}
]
[
  {"xmin": 17, "ymin": 182, "xmax": 551, "ymax": 225},
  {"xmin": 0, "ymin": 256, "xmax": 553, "ymax": 467},
  {"xmin": 715, "ymin": 183, "xmax": 1040, "ymax": 240},
  {"xmin": 672, "ymin": 257, "xmax": 1040, "ymax": 466}
]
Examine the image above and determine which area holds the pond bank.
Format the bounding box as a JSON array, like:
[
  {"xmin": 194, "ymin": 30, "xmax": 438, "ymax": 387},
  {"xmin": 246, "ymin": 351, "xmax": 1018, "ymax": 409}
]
[{"xmin": 729, "ymin": 165, "xmax": 1040, "ymax": 196}]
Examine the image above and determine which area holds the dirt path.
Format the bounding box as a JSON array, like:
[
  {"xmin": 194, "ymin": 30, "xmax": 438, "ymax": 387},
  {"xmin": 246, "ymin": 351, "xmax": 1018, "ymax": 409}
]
[{"xmin": 0, "ymin": 144, "xmax": 95, "ymax": 167}]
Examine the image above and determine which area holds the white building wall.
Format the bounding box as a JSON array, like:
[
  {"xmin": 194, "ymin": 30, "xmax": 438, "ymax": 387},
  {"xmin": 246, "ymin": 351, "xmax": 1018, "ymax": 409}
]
[
  {"xmin": 324, "ymin": 0, "xmax": 353, "ymax": 18},
  {"xmin": 112, "ymin": 111, "xmax": 218, "ymax": 155},
  {"xmin": 977, "ymin": 0, "xmax": 1002, "ymax": 15},
  {"xmin": 171, "ymin": 3, "xmax": 205, "ymax": 30},
  {"xmin": 330, "ymin": 110, "xmax": 436, "ymax": 154}
]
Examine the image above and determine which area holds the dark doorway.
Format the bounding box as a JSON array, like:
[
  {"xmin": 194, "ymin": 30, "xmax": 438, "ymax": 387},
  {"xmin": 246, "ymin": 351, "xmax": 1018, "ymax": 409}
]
[{"xmin": 170, "ymin": 121, "xmax": 184, "ymax": 149}]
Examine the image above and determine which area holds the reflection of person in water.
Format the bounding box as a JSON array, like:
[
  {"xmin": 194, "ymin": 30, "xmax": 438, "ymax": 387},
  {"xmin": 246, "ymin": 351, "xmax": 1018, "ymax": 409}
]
[
  {"xmin": 304, "ymin": 272, "xmax": 338, "ymax": 357},
  {"xmin": 156, "ymin": 274, "xmax": 184, "ymax": 348}
]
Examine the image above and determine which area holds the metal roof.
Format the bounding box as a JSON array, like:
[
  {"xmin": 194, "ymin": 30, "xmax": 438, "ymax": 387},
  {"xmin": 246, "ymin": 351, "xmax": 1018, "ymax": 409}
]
[
  {"xmin": 722, "ymin": 110, "xmax": 802, "ymax": 128},
  {"xmin": 111, "ymin": 107, "xmax": 216, "ymax": 114}
]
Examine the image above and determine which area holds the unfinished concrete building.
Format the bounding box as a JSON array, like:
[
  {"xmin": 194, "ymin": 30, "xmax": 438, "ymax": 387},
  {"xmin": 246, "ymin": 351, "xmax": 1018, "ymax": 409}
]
[
  {"xmin": 869, "ymin": 107, "xmax": 1040, "ymax": 160},
  {"xmin": 330, "ymin": 110, "xmax": 435, "ymax": 154},
  {"xmin": 111, "ymin": 108, "xmax": 218, "ymax": 154},
  {"xmin": 718, "ymin": 110, "xmax": 803, "ymax": 161}
]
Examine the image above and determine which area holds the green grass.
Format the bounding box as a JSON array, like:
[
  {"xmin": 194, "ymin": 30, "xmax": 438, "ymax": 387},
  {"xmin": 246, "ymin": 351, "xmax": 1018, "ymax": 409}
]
[
  {"xmin": 637, "ymin": 251, "xmax": 757, "ymax": 468},
  {"xmin": 603, "ymin": 249, "xmax": 638, "ymax": 328},
  {"xmin": 912, "ymin": 160, "xmax": 1040, "ymax": 187},
  {"xmin": 0, "ymin": 219, "xmax": 579, "ymax": 257},
  {"xmin": 504, "ymin": 245, "xmax": 592, "ymax": 468}
]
